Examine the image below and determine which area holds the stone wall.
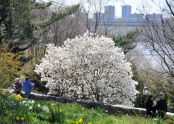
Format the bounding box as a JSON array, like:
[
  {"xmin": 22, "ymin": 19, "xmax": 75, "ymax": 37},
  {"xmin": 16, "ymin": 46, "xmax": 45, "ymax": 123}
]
[{"xmin": 22, "ymin": 92, "xmax": 174, "ymax": 116}]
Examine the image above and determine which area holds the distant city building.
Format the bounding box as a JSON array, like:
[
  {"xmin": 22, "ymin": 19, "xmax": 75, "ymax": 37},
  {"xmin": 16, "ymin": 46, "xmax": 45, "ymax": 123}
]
[
  {"xmin": 122, "ymin": 5, "xmax": 131, "ymax": 18},
  {"xmin": 146, "ymin": 14, "xmax": 163, "ymax": 20},
  {"xmin": 104, "ymin": 6, "xmax": 115, "ymax": 22},
  {"xmin": 93, "ymin": 5, "xmax": 115, "ymax": 23},
  {"xmin": 122, "ymin": 5, "xmax": 144, "ymax": 20},
  {"xmin": 105, "ymin": 6, "xmax": 115, "ymax": 18},
  {"xmin": 93, "ymin": 5, "xmax": 163, "ymax": 27},
  {"xmin": 129, "ymin": 13, "xmax": 144, "ymax": 19}
]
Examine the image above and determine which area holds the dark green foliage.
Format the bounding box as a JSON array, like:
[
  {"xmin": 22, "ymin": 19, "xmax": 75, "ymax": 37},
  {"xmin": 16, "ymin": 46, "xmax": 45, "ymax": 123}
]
[
  {"xmin": 132, "ymin": 65, "xmax": 144, "ymax": 93},
  {"xmin": 0, "ymin": 0, "xmax": 79, "ymax": 88},
  {"xmin": 134, "ymin": 93, "xmax": 146, "ymax": 108},
  {"xmin": 0, "ymin": 0, "xmax": 12, "ymax": 44},
  {"xmin": 167, "ymin": 80, "xmax": 174, "ymax": 104},
  {"xmin": 33, "ymin": 2, "xmax": 52, "ymax": 9},
  {"xmin": 37, "ymin": 4, "xmax": 80, "ymax": 28},
  {"xmin": 113, "ymin": 30, "xmax": 140, "ymax": 53},
  {"xmin": 19, "ymin": 56, "xmax": 33, "ymax": 63},
  {"xmin": 163, "ymin": 79, "xmax": 174, "ymax": 112},
  {"xmin": 0, "ymin": 0, "xmax": 34, "ymax": 52},
  {"xmin": 95, "ymin": 107, "xmax": 106, "ymax": 114},
  {"xmin": 132, "ymin": 65, "xmax": 145, "ymax": 108},
  {"xmin": 0, "ymin": 0, "xmax": 79, "ymax": 53},
  {"xmin": 48, "ymin": 105, "xmax": 65, "ymax": 123}
]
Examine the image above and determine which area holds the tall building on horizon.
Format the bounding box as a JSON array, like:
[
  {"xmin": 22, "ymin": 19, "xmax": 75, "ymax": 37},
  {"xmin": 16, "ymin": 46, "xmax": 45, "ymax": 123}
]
[
  {"xmin": 146, "ymin": 14, "xmax": 163, "ymax": 20},
  {"xmin": 122, "ymin": 5, "xmax": 131, "ymax": 18},
  {"xmin": 93, "ymin": 4, "xmax": 163, "ymax": 27},
  {"xmin": 93, "ymin": 5, "xmax": 115, "ymax": 23},
  {"xmin": 104, "ymin": 5, "xmax": 115, "ymax": 22},
  {"xmin": 104, "ymin": 5, "xmax": 115, "ymax": 17}
]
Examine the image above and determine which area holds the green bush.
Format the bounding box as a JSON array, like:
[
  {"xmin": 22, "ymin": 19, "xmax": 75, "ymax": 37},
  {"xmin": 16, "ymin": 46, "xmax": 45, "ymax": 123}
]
[{"xmin": 134, "ymin": 93, "xmax": 146, "ymax": 108}]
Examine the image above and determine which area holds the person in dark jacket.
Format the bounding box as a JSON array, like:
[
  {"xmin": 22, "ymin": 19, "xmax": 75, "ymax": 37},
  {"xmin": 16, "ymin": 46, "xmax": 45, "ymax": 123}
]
[
  {"xmin": 23, "ymin": 77, "xmax": 34, "ymax": 98},
  {"xmin": 145, "ymin": 95, "xmax": 156, "ymax": 118},
  {"xmin": 156, "ymin": 92, "xmax": 167, "ymax": 119},
  {"xmin": 12, "ymin": 78, "xmax": 22, "ymax": 94}
]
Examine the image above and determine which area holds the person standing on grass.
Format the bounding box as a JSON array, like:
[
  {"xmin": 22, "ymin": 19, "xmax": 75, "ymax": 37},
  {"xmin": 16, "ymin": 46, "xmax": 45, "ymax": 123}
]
[
  {"xmin": 12, "ymin": 78, "xmax": 22, "ymax": 94},
  {"xmin": 145, "ymin": 95, "xmax": 156, "ymax": 118},
  {"xmin": 23, "ymin": 77, "xmax": 34, "ymax": 98},
  {"xmin": 156, "ymin": 92, "xmax": 167, "ymax": 119}
]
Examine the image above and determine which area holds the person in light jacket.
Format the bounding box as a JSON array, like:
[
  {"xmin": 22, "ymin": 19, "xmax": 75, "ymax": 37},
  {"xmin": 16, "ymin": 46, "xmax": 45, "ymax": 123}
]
[{"xmin": 23, "ymin": 77, "xmax": 34, "ymax": 98}]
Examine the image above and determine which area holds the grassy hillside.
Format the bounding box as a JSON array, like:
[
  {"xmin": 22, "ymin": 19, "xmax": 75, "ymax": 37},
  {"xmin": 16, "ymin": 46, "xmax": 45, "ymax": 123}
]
[{"xmin": 0, "ymin": 90, "xmax": 174, "ymax": 124}]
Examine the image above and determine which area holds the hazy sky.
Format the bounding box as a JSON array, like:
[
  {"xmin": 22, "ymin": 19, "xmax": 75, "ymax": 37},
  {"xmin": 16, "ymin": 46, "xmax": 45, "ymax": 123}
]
[{"xmin": 56, "ymin": 0, "xmax": 166, "ymax": 17}]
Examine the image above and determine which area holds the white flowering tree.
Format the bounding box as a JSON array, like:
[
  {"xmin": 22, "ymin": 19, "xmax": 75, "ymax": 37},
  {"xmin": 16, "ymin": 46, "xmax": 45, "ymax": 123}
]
[{"xmin": 35, "ymin": 32, "xmax": 138, "ymax": 106}]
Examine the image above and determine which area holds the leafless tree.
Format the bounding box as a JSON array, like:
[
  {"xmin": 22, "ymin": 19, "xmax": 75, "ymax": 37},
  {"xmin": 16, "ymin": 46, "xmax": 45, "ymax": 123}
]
[
  {"xmin": 79, "ymin": 0, "xmax": 109, "ymax": 33},
  {"xmin": 126, "ymin": 49, "xmax": 151, "ymax": 70},
  {"xmin": 49, "ymin": 11, "xmax": 85, "ymax": 45},
  {"xmin": 32, "ymin": 1, "xmax": 85, "ymax": 46},
  {"xmin": 142, "ymin": 0, "xmax": 174, "ymax": 77}
]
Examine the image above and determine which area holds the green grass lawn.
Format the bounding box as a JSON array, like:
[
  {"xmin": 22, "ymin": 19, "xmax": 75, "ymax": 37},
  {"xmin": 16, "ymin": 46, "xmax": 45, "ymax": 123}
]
[{"xmin": 0, "ymin": 90, "xmax": 174, "ymax": 124}]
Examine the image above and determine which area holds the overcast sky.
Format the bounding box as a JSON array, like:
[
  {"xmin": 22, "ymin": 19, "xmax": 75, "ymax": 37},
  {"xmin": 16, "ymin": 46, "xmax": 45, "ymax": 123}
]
[{"xmin": 57, "ymin": 0, "xmax": 166, "ymax": 17}]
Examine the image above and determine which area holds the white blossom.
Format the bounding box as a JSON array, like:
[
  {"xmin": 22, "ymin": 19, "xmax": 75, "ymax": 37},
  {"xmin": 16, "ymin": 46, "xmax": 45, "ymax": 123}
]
[
  {"xmin": 21, "ymin": 100, "xmax": 27, "ymax": 105},
  {"xmin": 29, "ymin": 106, "xmax": 32, "ymax": 110},
  {"xmin": 35, "ymin": 31, "xmax": 138, "ymax": 106},
  {"xmin": 31, "ymin": 100, "xmax": 35, "ymax": 104},
  {"xmin": 38, "ymin": 104, "xmax": 41, "ymax": 107},
  {"xmin": 43, "ymin": 105, "xmax": 49, "ymax": 113}
]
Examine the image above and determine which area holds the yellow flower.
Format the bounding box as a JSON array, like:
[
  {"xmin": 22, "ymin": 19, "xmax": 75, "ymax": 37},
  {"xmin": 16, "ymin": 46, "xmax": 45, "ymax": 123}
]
[
  {"xmin": 21, "ymin": 117, "xmax": 25, "ymax": 121},
  {"xmin": 23, "ymin": 114, "xmax": 27, "ymax": 118},
  {"xmin": 66, "ymin": 119, "xmax": 71, "ymax": 123},
  {"xmin": 13, "ymin": 93, "xmax": 17, "ymax": 96},
  {"xmin": 16, "ymin": 117, "xmax": 20, "ymax": 120},
  {"xmin": 88, "ymin": 122, "xmax": 92, "ymax": 124},
  {"xmin": 51, "ymin": 103, "xmax": 55, "ymax": 106},
  {"xmin": 59, "ymin": 109, "xmax": 62, "ymax": 112},
  {"xmin": 76, "ymin": 121, "xmax": 79, "ymax": 124},
  {"xmin": 15, "ymin": 94, "xmax": 23, "ymax": 100},
  {"xmin": 79, "ymin": 118, "xmax": 83, "ymax": 123},
  {"xmin": 2, "ymin": 90, "xmax": 7, "ymax": 95}
]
